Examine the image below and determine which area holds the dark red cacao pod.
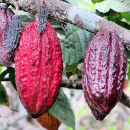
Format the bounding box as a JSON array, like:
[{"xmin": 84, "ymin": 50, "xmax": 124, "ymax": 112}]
[
  {"xmin": 15, "ymin": 21, "xmax": 63, "ymax": 118},
  {"xmin": 83, "ymin": 30, "xmax": 127, "ymax": 120},
  {"xmin": 0, "ymin": 7, "xmax": 14, "ymax": 66}
]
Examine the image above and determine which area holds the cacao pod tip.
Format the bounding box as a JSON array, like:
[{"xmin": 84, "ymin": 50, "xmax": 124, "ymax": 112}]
[
  {"xmin": 96, "ymin": 116, "xmax": 106, "ymax": 121},
  {"xmin": 92, "ymin": 111, "xmax": 106, "ymax": 121},
  {"xmin": 31, "ymin": 113, "xmax": 43, "ymax": 118},
  {"xmin": 37, "ymin": 24, "xmax": 45, "ymax": 34}
]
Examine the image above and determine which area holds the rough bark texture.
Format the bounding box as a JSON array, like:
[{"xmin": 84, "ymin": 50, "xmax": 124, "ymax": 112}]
[{"xmin": 0, "ymin": 0, "xmax": 130, "ymax": 50}]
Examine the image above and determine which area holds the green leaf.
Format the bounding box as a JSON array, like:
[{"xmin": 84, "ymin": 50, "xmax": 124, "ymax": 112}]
[
  {"xmin": 9, "ymin": 68, "xmax": 17, "ymax": 91},
  {"xmin": 22, "ymin": 24, "xmax": 26, "ymax": 27},
  {"xmin": 0, "ymin": 66, "xmax": 2, "ymax": 74},
  {"xmin": 65, "ymin": 23, "xmax": 79, "ymax": 37},
  {"xmin": 127, "ymin": 61, "xmax": 130, "ymax": 80},
  {"xmin": 92, "ymin": 0, "xmax": 104, "ymax": 4},
  {"xmin": 77, "ymin": 0, "xmax": 95, "ymax": 11},
  {"xmin": 48, "ymin": 18, "xmax": 60, "ymax": 26},
  {"xmin": 0, "ymin": 67, "xmax": 15, "ymax": 82},
  {"xmin": 109, "ymin": 17, "xmax": 130, "ymax": 30},
  {"xmin": 67, "ymin": 0, "xmax": 95, "ymax": 11},
  {"xmin": 95, "ymin": 0, "xmax": 130, "ymax": 13},
  {"xmin": 121, "ymin": 12, "xmax": 130, "ymax": 21},
  {"xmin": 125, "ymin": 50, "xmax": 130, "ymax": 60},
  {"xmin": 66, "ymin": 63, "xmax": 82, "ymax": 76},
  {"xmin": 0, "ymin": 84, "xmax": 8, "ymax": 105},
  {"xmin": 49, "ymin": 89, "xmax": 75, "ymax": 130},
  {"xmin": 20, "ymin": 14, "xmax": 35, "ymax": 23},
  {"xmin": 61, "ymin": 24, "xmax": 94, "ymax": 65},
  {"xmin": 0, "ymin": 68, "xmax": 10, "ymax": 82}
]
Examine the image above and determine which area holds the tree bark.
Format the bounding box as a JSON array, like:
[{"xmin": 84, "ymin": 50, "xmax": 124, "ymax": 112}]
[{"xmin": 0, "ymin": 0, "xmax": 130, "ymax": 50}]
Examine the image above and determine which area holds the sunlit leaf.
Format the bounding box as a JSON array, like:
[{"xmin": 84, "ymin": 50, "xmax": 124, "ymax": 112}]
[
  {"xmin": 95, "ymin": 0, "xmax": 130, "ymax": 13},
  {"xmin": 61, "ymin": 24, "xmax": 94, "ymax": 65}
]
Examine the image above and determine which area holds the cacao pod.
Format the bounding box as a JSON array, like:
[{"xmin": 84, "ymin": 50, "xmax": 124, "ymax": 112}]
[
  {"xmin": 36, "ymin": 112, "xmax": 61, "ymax": 130},
  {"xmin": 0, "ymin": 7, "xmax": 14, "ymax": 66},
  {"xmin": 37, "ymin": 4, "xmax": 48, "ymax": 34},
  {"xmin": 83, "ymin": 30, "xmax": 127, "ymax": 120},
  {"xmin": 6, "ymin": 15, "xmax": 22, "ymax": 54},
  {"xmin": 15, "ymin": 21, "xmax": 63, "ymax": 118}
]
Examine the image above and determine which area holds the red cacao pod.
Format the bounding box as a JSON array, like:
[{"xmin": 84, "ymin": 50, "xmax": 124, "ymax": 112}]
[
  {"xmin": 83, "ymin": 30, "xmax": 127, "ymax": 120},
  {"xmin": 0, "ymin": 7, "xmax": 14, "ymax": 66},
  {"xmin": 36, "ymin": 112, "xmax": 61, "ymax": 130},
  {"xmin": 15, "ymin": 21, "xmax": 63, "ymax": 118}
]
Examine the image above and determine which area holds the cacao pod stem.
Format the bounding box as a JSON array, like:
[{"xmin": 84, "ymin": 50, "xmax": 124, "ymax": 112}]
[
  {"xmin": 6, "ymin": 0, "xmax": 22, "ymax": 55},
  {"xmin": 37, "ymin": 4, "xmax": 48, "ymax": 34},
  {"xmin": 6, "ymin": 15, "xmax": 22, "ymax": 54}
]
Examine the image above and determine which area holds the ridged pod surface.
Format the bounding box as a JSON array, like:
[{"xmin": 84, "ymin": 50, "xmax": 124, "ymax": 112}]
[
  {"xmin": 15, "ymin": 21, "xmax": 63, "ymax": 118},
  {"xmin": 0, "ymin": 7, "xmax": 14, "ymax": 66},
  {"xmin": 83, "ymin": 30, "xmax": 127, "ymax": 120}
]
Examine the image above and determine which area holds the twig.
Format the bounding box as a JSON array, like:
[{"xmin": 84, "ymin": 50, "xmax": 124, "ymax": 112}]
[
  {"xmin": 1, "ymin": 78, "xmax": 130, "ymax": 108},
  {"xmin": 61, "ymin": 79, "xmax": 130, "ymax": 108}
]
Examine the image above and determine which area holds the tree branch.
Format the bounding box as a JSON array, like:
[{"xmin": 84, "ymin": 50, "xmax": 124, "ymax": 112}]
[
  {"xmin": 2, "ymin": 78, "xmax": 130, "ymax": 108},
  {"xmin": 0, "ymin": 0, "xmax": 130, "ymax": 50},
  {"xmin": 61, "ymin": 79, "xmax": 130, "ymax": 108}
]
